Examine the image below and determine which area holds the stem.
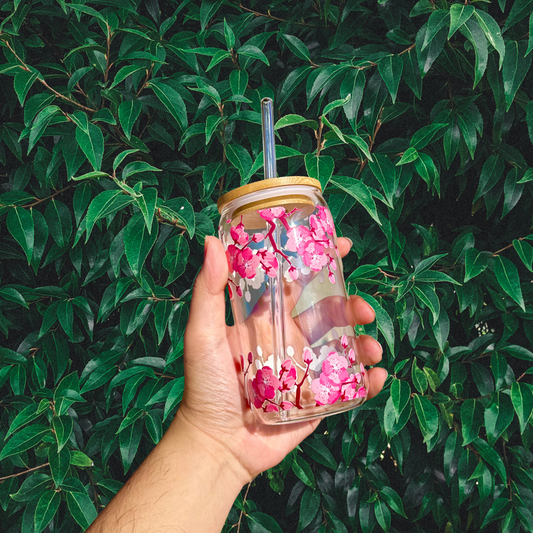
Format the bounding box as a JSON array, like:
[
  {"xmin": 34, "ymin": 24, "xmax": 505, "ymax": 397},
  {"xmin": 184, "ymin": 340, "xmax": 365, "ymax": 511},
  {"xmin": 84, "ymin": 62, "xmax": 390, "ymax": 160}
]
[
  {"xmin": 0, "ymin": 462, "xmax": 49, "ymax": 483},
  {"xmin": 237, "ymin": 4, "xmax": 317, "ymax": 27},
  {"xmin": 236, "ymin": 481, "xmax": 252, "ymax": 533}
]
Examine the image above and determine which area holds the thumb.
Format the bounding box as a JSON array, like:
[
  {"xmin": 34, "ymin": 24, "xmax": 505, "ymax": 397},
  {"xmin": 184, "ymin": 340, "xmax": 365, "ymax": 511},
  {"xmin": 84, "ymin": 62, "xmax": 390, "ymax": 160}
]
[{"xmin": 186, "ymin": 236, "xmax": 229, "ymax": 341}]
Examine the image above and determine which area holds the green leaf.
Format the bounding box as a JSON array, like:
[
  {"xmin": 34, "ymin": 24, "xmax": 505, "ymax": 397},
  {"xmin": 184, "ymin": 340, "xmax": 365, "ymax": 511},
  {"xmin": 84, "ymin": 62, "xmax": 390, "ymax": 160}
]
[
  {"xmin": 246, "ymin": 512, "xmax": 283, "ymax": 533},
  {"xmin": 0, "ymin": 286, "xmax": 29, "ymax": 308},
  {"xmin": 459, "ymin": 18, "xmax": 488, "ymax": 88},
  {"xmin": 410, "ymin": 123, "xmax": 448, "ymax": 150},
  {"xmin": 34, "ymin": 490, "xmax": 60, "ymax": 533},
  {"xmin": 301, "ymin": 438, "xmax": 337, "ymax": 470},
  {"xmin": 502, "ymin": 0, "xmax": 533, "ymax": 32},
  {"xmin": 380, "ymin": 486, "xmax": 407, "ymax": 518},
  {"xmin": 163, "ymin": 234, "xmax": 190, "ymax": 286},
  {"xmin": 292, "ymin": 455, "xmax": 316, "ymax": 488},
  {"xmin": 474, "ymin": 10, "xmax": 505, "ymax": 69},
  {"xmin": 124, "ymin": 213, "xmax": 159, "ymax": 277},
  {"xmin": 416, "ymin": 22, "xmax": 446, "ymax": 77},
  {"xmin": 66, "ymin": 489, "xmax": 98, "ymax": 530},
  {"xmin": 485, "ymin": 392, "xmax": 514, "ymax": 443},
  {"xmin": 464, "ymin": 248, "xmax": 489, "ymax": 282},
  {"xmin": 148, "ymin": 79, "xmax": 188, "ymax": 131},
  {"xmin": 461, "ymin": 399, "xmax": 484, "ymax": 445},
  {"xmin": 413, "ymin": 283, "xmax": 440, "ymax": 324},
  {"xmin": 0, "ymin": 425, "xmax": 50, "ymax": 460},
  {"xmin": 229, "ymin": 70, "xmax": 248, "ymax": 96},
  {"xmin": 375, "ymin": 499, "xmax": 391, "ymax": 532},
  {"xmin": 472, "ymin": 438, "xmax": 507, "ymax": 483},
  {"xmin": 163, "ymin": 377, "xmax": 185, "ymax": 421},
  {"xmin": 511, "ymin": 382, "xmax": 533, "ymax": 434},
  {"xmin": 448, "ymin": 4, "xmax": 474, "ymax": 39},
  {"xmin": 160, "ymin": 197, "xmax": 195, "ymax": 238},
  {"xmin": 329, "ymin": 176, "xmax": 381, "ymax": 225},
  {"xmin": 52, "ymin": 415, "xmax": 73, "ymax": 452},
  {"xmin": 368, "ymin": 154, "xmax": 396, "ymax": 207},
  {"xmin": 280, "ymin": 33, "xmax": 311, "ymax": 62},
  {"xmin": 226, "ymin": 143, "xmax": 253, "ymax": 185},
  {"xmin": 502, "ymin": 40, "xmax": 533, "ymax": 111},
  {"xmin": 403, "ymin": 49, "xmax": 422, "ymax": 99},
  {"xmin": 413, "ymin": 394, "xmax": 439, "ymax": 442},
  {"xmin": 109, "ymin": 65, "xmax": 145, "ymax": 89},
  {"xmin": 202, "ymin": 162, "xmax": 226, "ymax": 199},
  {"xmin": 223, "ymin": 18, "xmax": 235, "ymax": 49},
  {"xmin": 7, "ymin": 207, "xmax": 34, "ymax": 264},
  {"xmin": 340, "ymin": 69, "xmax": 366, "ymax": 131},
  {"xmin": 304, "ymin": 153, "xmax": 334, "ymax": 190},
  {"xmin": 45, "ymin": 200, "xmax": 72, "ymax": 249},
  {"xmin": 514, "ymin": 239, "xmax": 533, "ymax": 272},
  {"xmin": 356, "ymin": 292, "xmax": 395, "ymax": 353},
  {"xmin": 113, "ymin": 149, "xmax": 139, "ymax": 172},
  {"xmin": 297, "ymin": 489, "xmax": 320, "ymax": 532},
  {"xmin": 85, "ymin": 190, "xmax": 135, "ymax": 240},
  {"xmin": 238, "ymin": 44, "xmax": 269, "ymax": 65},
  {"xmin": 48, "ymin": 444, "xmax": 70, "ymax": 487},
  {"xmin": 274, "ymin": 114, "xmax": 318, "ymax": 131},
  {"xmin": 494, "ymin": 255, "xmax": 525, "ymax": 311},
  {"xmin": 118, "ymin": 100, "xmax": 142, "ymax": 140},
  {"xmin": 414, "ymin": 152, "xmax": 439, "ymax": 190},
  {"xmin": 76, "ymin": 123, "xmax": 104, "ymax": 172},
  {"xmin": 119, "ymin": 416, "xmax": 143, "ymax": 474},
  {"xmin": 135, "ymin": 188, "xmax": 157, "ymax": 234},
  {"xmin": 122, "ymin": 161, "xmax": 161, "ymax": 180},
  {"xmin": 70, "ymin": 450, "xmax": 93, "ymax": 467},
  {"xmin": 396, "ymin": 147, "xmax": 419, "ymax": 166},
  {"xmin": 391, "ymin": 379, "xmax": 411, "ymax": 422},
  {"xmin": 145, "ymin": 411, "xmax": 163, "ymax": 444},
  {"xmin": 422, "ymin": 10, "xmax": 450, "ymax": 50},
  {"xmin": 7, "ymin": 401, "xmax": 48, "ymax": 438},
  {"xmin": 378, "ymin": 55, "xmax": 403, "ymax": 103},
  {"xmin": 14, "ymin": 69, "xmax": 39, "ymax": 106}
]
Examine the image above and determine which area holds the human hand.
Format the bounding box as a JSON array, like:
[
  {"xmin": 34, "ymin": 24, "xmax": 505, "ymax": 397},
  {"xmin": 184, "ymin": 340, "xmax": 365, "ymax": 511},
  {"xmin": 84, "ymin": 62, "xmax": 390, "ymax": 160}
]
[{"xmin": 174, "ymin": 236, "xmax": 387, "ymax": 485}]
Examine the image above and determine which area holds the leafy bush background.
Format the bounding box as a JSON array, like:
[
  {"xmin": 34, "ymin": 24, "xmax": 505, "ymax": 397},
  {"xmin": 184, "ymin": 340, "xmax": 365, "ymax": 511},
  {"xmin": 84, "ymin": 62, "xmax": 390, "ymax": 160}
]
[{"xmin": 1, "ymin": 0, "xmax": 533, "ymax": 531}]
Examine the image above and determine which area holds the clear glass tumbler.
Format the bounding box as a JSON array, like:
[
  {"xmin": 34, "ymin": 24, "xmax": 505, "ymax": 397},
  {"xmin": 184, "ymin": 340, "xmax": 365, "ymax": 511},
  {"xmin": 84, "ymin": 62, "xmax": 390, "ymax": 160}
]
[{"xmin": 218, "ymin": 176, "xmax": 367, "ymax": 424}]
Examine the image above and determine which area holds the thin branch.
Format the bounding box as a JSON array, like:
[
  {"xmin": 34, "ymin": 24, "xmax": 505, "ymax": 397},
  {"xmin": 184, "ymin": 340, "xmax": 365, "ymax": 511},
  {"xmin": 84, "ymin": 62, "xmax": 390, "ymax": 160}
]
[
  {"xmin": 236, "ymin": 481, "xmax": 252, "ymax": 533},
  {"xmin": 0, "ymin": 462, "xmax": 49, "ymax": 483},
  {"xmin": 237, "ymin": 4, "xmax": 318, "ymax": 27}
]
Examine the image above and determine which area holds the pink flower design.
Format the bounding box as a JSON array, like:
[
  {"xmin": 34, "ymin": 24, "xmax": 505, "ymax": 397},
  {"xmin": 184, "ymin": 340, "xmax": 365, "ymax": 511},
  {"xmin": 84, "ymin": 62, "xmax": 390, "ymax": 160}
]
[
  {"xmin": 257, "ymin": 249, "xmax": 279, "ymax": 277},
  {"xmin": 302, "ymin": 240, "xmax": 328, "ymax": 271},
  {"xmin": 252, "ymin": 233, "xmax": 265, "ymax": 243},
  {"xmin": 311, "ymin": 374, "xmax": 341, "ymax": 405},
  {"xmin": 348, "ymin": 349, "xmax": 356, "ymax": 365},
  {"xmin": 340, "ymin": 374, "xmax": 358, "ymax": 401},
  {"xmin": 279, "ymin": 359, "xmax": 296, "ymax": 391},
  {"xmin": 235, "ymin": 247, "xmax": 260, "ymax": 279},
  {"xmin": 288, "ymin": 266, "xmax": 299, "ymax": 280},
  {"xmin": 303, "ymin": 349, "xmax": 314, "ymax": 365},
  {"xmin": 254, "ymin": 366, "xmax": 280, "ymax": 400},
  {"xmin": 259, "ymin": 207, "xmax": 286, "ymax": 222},
  {"xmin": 226, "ymin": 244, "xmax": 239, "ymax": 274},
  {"xmin": 280, "ymin": 401, "xmax": 293, "ymax": 411},
  {"xmin": 248, "ymin": 379, "xmax": 265, "ymax": 409},
  {"xmin": 230, "ymin": 222, "xmax": 249, "ymax": 245},
  {"xmin": 286, "ymin": 225, "xmax": 313, "ymax": 254},
  {"xmin": 265, "ymin": 404, "xmax": 279, "ymax": 412},
  {"xmin": 322, "ymin": 352, "xmax": 349, "ymax": 384},
  {"xmin": 317, "ymin": 206, "xmax": 335, "ymax": 235}
]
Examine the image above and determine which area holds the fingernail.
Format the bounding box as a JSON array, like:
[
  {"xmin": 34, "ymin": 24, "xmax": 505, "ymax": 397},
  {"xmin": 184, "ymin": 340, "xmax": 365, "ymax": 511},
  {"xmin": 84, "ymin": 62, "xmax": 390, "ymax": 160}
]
[
  {"xmin": 346, "ymin": 238, "xmax": 353, "ymax": 249},
  {"xmin": 204, "ymin": 236, "xmax": 209, "ymax": 259}
]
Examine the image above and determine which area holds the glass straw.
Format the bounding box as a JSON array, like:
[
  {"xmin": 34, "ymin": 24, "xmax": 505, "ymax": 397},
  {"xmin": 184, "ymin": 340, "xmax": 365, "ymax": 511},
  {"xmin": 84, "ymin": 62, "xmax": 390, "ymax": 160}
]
[{"xmin": 261, "ymin": 97, "xmax": 276, "ymax": 180}]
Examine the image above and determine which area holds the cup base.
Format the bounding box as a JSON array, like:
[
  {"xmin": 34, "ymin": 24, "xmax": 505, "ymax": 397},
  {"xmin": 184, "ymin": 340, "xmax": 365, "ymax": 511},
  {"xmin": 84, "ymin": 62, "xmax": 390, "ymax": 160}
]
[{"xmin": 254, "ymin": 396, "xmax": 366, "ymax": 425}]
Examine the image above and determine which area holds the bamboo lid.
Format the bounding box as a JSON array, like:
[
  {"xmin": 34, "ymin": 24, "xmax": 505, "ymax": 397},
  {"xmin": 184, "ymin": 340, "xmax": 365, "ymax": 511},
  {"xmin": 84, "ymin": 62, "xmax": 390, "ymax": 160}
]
[{"xmin": 217, "ymin": 176, "xmax": 322, "ymax": 213}]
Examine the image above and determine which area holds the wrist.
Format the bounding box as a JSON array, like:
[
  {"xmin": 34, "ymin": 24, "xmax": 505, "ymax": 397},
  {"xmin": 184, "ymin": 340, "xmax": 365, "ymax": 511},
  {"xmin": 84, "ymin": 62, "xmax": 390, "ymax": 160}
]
[{"xmin": 169, "ymin": 406, "xmax": 252, "ymax": 489}]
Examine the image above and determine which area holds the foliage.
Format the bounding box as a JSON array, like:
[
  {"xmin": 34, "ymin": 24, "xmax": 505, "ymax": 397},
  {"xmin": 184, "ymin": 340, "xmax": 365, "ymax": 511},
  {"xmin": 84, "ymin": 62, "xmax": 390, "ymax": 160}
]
[{"xmin": 1, "ymin": 0, "xmax": 533, "ymax": 531}]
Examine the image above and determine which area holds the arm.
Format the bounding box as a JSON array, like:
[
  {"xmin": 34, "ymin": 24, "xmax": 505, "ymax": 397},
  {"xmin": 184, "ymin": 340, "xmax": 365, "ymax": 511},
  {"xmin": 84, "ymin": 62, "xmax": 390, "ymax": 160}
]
[{"xmin": 88, "ymin": 236, "xmax": 387, "ymax": 533}]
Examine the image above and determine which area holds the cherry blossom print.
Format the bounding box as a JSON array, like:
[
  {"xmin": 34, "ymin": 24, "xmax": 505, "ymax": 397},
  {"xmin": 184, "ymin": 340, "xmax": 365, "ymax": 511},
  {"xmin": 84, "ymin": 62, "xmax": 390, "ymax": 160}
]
[
  {"xmin": 248, "ymin": 379, "xmax": 265, "ymax": 409},
  {"xmin": 321, "ymin": 352, "xmax": 350, "ymax": 384},
  {"xmin": 280, "ymin": 401, "xmax": 293, "ymax": 410},
  {"xmin": 302, "ymin": 240, "xmax": 328, "ymax": 271},
  {"xmin": 348, "ymin": 349, "xmax": 356, "ymax": 365},
  {"xmin": 258, "ymin": 206, "xmax": 287, "ymax": 222},
  {"xmin": 230, "ymin": 222, "xmax": 248, "ymax": 245},
  {"xmin": 279, "ymin": 359, "xmax": 297, "ymax": 391},
  {"xmin": 286, "ymin": 225, "xmax": 313, "ymax": 254},
  {"xmin": 235, "ymin": 247, "xmax": 260, "ymax": 279},
  {"xmin": 317, "ymin": 205, "xmax": 335, "ymax": 235},
  {"xmin": 311, "ymin": 373, "xmax": 341, "ymax": 405},
  {"xmin": 264, "ymin": 404, "xmax": 279, "ymax": 412},
  {"xmin": 257, "ymin": 249, "xmax": 279, "ymax": 278},
  {"xmin": 254, "ymin": 366, "xmax": 280, "ymax": 400}
]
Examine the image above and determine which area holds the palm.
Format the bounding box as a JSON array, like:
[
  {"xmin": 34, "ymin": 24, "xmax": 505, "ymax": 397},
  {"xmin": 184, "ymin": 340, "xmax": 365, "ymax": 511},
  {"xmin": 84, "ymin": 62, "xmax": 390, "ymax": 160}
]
[{"xmin": 181, "ymin": 237, "xmax": 386, "ymax": 479}]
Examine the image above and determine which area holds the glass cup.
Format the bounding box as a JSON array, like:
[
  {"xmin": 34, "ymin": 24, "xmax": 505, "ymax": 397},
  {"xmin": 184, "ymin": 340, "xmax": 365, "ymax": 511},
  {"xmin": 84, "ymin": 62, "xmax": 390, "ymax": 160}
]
[{"xmin": 218, "ymin": 177, "xmax": 368, "ymax": 424}]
